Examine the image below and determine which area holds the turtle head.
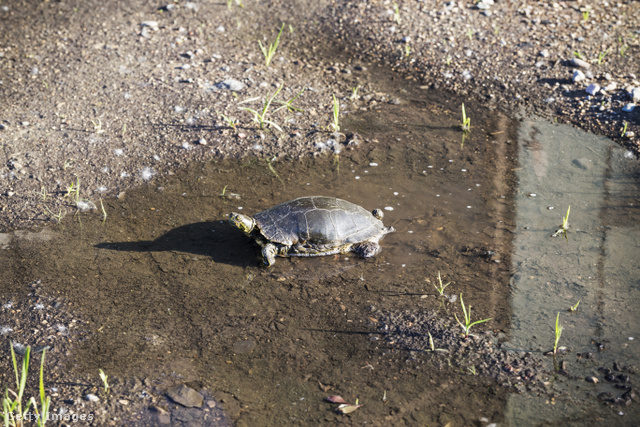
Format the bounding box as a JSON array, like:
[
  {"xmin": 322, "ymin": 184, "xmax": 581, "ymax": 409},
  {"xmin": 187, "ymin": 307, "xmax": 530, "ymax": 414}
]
[{"xmin": 229, "ymin": 212, "xmax": 256, "ymax": 235}]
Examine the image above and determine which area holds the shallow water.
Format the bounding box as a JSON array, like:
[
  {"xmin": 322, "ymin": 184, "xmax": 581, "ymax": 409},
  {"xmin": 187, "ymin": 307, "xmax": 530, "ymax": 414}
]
[
  {"xmin": 505, "ymin": 118, "xmax": 640, "ymax": 426},
  {"xmin": 1, "ymin": 78, "xmax": 638, "ymax": 425}
]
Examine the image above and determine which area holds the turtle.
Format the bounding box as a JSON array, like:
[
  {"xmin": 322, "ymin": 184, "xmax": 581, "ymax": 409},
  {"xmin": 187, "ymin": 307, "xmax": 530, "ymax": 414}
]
[{"xmin": 229, "ymin": 196, "xmax": 395, "ymax": 266}]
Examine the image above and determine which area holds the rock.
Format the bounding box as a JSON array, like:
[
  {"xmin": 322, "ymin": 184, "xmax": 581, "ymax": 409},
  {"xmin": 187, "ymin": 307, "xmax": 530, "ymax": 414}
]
[
  {"xmin": 166, "ymin": 384, "xmax": 204, "ymax": 408},
  {"xmin": 604, "ymin": 82, "xmax": 617, "ymax": 92},
  {"xmin": 622, "ymin": 104, "xmax": 636, "ymax": 113},
  {"xmin": 140, "ymin": 21, "xmax": 159, "ymax": 31},
  {"xmin": 539, "ymin": 49, "xmax": 549, "ymax": 58},
  {"xmin": 586, "ymin": 84, "xmax": 600, "ymax": 96},
  {"xmin": 631, "ymin": 88, "xmax": 640, "ymax": 102},
  {"xmin": 573, "ymin": 70, "xmax": 586, "ymax": 83},
  {"xmin": 216, "ymin": 79, "xmax": 244, "ymax": 92},
  {"xmin": 76, "ymin": 200, "xmax": 96, "ymax": 212},
  {"xmin": 570, "ymin": 57, "xmax": 591, "ymax": 69},
  {"xmin": 585, "ymin": 376, "xmax": 599, "ymax": 384},
  {"xmin": 85, "ymin": 394, "xmax": 100, "ymax": 402}
]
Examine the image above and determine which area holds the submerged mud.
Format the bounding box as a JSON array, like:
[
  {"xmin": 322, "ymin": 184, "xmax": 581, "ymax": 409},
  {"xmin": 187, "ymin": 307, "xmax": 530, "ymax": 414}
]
[{"xmin": 0, "ymin": 83, "xmax": 521, "ymax": 425}]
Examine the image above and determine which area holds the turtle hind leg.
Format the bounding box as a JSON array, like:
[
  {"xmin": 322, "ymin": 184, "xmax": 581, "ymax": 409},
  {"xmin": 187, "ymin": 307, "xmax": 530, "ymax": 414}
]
[
  {"xmin": 353, "ymin": 241, "xmax": 380, "ymax": 258},
  {"xmin": 261, "ymin": 243, "xmax": 278, "ymax": 267}
]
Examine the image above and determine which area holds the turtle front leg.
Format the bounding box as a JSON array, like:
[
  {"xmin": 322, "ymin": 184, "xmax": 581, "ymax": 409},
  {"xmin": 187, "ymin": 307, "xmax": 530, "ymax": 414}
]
[
  {"xmin": 261, "ymin": 243, "xmax": 278, "ymax": 267},
  {"xmin": 353, "ymin": 241, "xmax": 381, "ymax": 258}
]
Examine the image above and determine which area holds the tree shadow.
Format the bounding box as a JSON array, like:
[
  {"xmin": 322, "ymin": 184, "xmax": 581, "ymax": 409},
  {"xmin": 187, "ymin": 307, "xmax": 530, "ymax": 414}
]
[{"xmin": 94, "ymin": 221, "xmax": 258, "ymax": 267}]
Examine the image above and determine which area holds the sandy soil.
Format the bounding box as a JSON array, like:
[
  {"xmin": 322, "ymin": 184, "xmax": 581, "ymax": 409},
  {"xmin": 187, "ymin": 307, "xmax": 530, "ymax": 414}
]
[{"xmin": 0, "ymin": 0, "xmax": 638, "ymax": 231}]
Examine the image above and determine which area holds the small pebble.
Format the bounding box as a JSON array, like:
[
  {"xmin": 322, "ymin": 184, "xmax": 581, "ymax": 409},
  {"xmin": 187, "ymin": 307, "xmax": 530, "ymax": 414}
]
[
  {"xmin": 85, "ymin": 394, "xmax": 100, "ymax": 402},
  {"xmin": 140, "ymin": 21, "xmax": 159, "ymax": 31},
  {"xmin": 216, "ymin": 79, "xmax": 244, "ymax": 92},
  {"xmin": 570, "ymin": 57, "xmax": 591, "ymax": 69},
  {"xmin": 76, "ymin": 201, "xmax": 95, "ymax": 212},
  {"xmin": 622, "ymin": 104, "xmax": 636, "ymax": 113},
  {"xmin": 585, "ymin": 84, "xmax": 600, "ymax": 96},
  {"xmin": 573, "ymin": 70, "xmax": 586, "ymax": 83}
]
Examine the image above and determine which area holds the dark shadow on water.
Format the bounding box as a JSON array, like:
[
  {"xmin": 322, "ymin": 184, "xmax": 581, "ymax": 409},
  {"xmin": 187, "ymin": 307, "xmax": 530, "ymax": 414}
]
[{"xmin": 94, "ymin": 221, "xmax": 258, "ymax": 267}]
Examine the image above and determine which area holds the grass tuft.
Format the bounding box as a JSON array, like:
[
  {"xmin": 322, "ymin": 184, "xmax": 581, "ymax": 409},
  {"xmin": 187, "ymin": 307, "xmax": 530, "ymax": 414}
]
[
  {"xmin": 454, "ymin": 294, "xmax": 492, "ymax": 338},
  {"xmin": 569, "ymin": 300, "xmax": 580, "ymax": 313},
  {"xmin": 460, "ymin": 104, "xmax": 471, "ymax": 132},
  {"xmin": 259, "ymin": 23, "xmax": 285, "ymax": 67},
  {"xmin": 330, "ymin": 94, "xmax": 340, "ymax": 132},
  {"xmin": 274, "ymin": 88, "xmax": 305, "ymax": 113},
  {"xmin": 551, "ymin": 205, "xmax": 571, "ymax": 238},
  {"xmin": 433, "ymin": 271, "xmax": 451, "ymax": 297},
  {"xmin": 240, "ymin": 84, "xmax": 284, "ymax": 131},
  {"xmin": 99, "ymin": 369, "xmax": 109, "ymax": 395},
  {"xmin": 99, "ymin": 199, "xmax": 107, "ymax": 222},
  {"xmin": 553, "ymin": 312, "xmax": 563, "ymax": 355},
  {"xmin": 1, "ymin": 344, "xmax": 51, "ymax": 427}
]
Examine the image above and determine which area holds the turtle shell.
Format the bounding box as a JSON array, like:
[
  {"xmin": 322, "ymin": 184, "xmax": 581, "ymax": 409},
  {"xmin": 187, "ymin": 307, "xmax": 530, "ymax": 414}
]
[{"xmin": 253, "ymin": 196, "xmax": 389, "ymax": 248}]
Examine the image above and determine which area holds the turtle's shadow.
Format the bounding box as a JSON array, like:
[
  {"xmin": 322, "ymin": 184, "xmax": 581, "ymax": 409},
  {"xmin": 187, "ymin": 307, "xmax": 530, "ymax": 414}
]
[{"xmin": 94, "ymin": 221, "xmax": 258, "ymax": 267}]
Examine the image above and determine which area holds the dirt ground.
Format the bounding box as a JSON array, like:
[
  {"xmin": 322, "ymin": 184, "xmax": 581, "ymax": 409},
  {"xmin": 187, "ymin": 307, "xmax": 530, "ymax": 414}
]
[
  {"xmin": 0, "ymin": 0, "xmax": 638, "ymax": 231},
  {"xmin": 1, "ymin": 0, "xmax": 639, "ymax": 425}
]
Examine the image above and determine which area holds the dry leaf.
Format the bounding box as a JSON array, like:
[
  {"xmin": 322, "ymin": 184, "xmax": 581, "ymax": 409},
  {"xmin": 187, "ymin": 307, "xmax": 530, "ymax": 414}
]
[
  {"xmin": 336, "ymin": 403, "xmax": 363, "ymax": 414},
  {"xmin": 325, "ymin": 395, "xmax": 347, "ymax": 404}
]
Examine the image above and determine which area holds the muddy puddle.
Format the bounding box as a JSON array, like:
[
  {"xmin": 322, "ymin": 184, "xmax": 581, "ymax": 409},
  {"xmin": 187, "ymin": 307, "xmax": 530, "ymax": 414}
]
[{"xmin": 1, "ymin": 80, "xmax": 639, "ymax": 425}]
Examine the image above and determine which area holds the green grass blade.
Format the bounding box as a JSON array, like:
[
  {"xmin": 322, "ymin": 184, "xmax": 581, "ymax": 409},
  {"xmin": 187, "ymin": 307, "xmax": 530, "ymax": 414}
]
[
  {"xmin": 39, "ymin": 349, "xmax": 49, "ymax": 426},
  {"xmin": 469, "ymin": 318, "xmax": 492, "ymax": 328},
  {"xmin": 262, "ymin": 120, "xmax": 283, "ymax": 132}
]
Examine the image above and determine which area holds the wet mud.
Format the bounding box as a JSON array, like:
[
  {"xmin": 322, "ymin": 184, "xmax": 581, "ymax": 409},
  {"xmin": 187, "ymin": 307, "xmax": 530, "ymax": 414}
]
[
  {"xmin": 2, "ymin": 77, "xmax": 639, "ymax": 426},
  {"xmin": 1, "ymin": 80, "xmax": 522, "ymax": 425}
]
